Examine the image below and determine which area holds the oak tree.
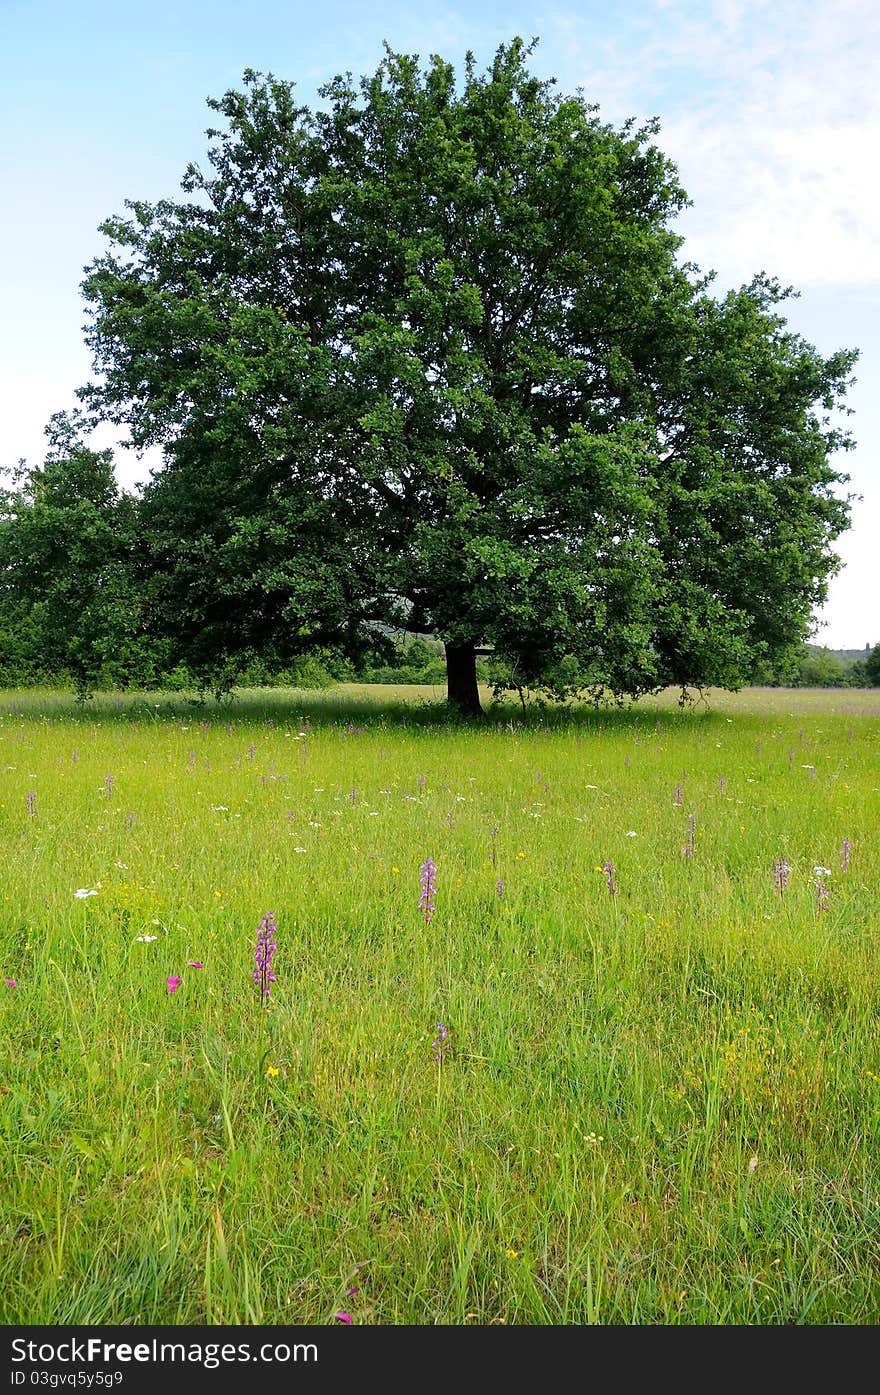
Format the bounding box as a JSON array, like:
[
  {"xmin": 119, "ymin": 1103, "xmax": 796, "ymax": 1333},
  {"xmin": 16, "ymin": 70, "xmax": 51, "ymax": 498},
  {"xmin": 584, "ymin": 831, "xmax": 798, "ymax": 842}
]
[{"xmin": 80, "ymin": 39, "xmax": 856, "ymax": 714}]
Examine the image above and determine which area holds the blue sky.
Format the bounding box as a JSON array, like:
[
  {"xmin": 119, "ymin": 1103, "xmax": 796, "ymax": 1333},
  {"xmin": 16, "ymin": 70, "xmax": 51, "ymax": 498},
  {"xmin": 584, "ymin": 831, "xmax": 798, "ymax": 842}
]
[{"xmin": 2, "ymin": 0, "xmax": 878, "ymax": 648}]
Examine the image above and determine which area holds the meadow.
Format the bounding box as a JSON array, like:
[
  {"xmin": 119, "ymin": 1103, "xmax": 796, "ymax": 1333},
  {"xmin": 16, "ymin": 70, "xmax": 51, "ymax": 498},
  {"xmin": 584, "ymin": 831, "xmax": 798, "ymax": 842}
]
[{"xmin": 1, "ymin": 682, "xmax": 878, "ymax": 1325}]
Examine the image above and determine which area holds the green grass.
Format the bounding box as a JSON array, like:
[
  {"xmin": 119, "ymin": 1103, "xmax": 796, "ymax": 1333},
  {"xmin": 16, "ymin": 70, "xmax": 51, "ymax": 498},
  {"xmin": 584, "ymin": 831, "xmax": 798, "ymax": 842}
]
[{"xmin": 1, "ymin": 682, "xmax": 878, "ymax": 1324}]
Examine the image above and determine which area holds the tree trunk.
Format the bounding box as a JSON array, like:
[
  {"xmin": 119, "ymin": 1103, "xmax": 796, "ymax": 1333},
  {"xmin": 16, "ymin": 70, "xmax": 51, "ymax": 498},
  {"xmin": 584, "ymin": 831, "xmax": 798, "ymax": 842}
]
[{"xmin": 445, "ymin": 641, "xmax": 483, "ymax": 718}]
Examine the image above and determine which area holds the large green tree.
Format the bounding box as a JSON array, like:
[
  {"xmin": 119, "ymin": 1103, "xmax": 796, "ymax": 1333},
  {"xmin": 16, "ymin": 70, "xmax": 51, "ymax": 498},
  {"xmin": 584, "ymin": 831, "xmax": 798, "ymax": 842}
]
[{"xmin": 79, "ymin": 39, "xmax": 856, "ymax": 714}]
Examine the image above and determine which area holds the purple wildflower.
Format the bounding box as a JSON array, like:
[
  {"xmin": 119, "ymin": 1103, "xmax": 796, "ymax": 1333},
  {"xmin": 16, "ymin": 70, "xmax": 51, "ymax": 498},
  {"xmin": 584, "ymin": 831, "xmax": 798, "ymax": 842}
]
[
  {"xmin": 496, "ymin": 878, "xmax": 505, "ymax": 899},
  {"xmin": 253, "ymin": 912, "xmax": 278, "ymax": 1000},
  {"xmin": 772, "ymin": 858, "xmax": 791, "ymax": 895},
  {"xmin": 432, "ymin": 1021, "xmax": 449, "ymax": 1063},
  {"xmin": 125, "ymin": 810, "xmax": 136, "ymax": 829},
  {"xmin": 673, "ymin": 783, "xmax": 683, "ymax": 806},
  {"xmin": 166, "ymin": 976, "xmax": 182, "ymax": 995},
  {"xmin": 333, "ymin": 1312, "xmax": 352, "ymax": 1325},
  {"xmin": 840, "ymin": 837, "xmax": 851, "ymax": 873},
  {"xmin": 718, "ymin": 775, "xmax": 727, "ymax": 795},
  {"xmin": 815, "ymin": 881, "xmax": 829, "ymax": 914},
  {"xmin": 603, "ymin": 860, "xmax": 618, "ymax": 895},
  {"xmin": 104, "ymin": 773, "xmax": 114, "ymax": 797},
  {"xmin": 419, "ymin": 857, "xmax": 437, "ymax": 924},
  {"xmin": 26, "ymin": 790, "xmax": 36, "ymax": 817},
  {"xmin": 683, "ymin": 813, "xmax": 696, "ymax": 859},
  {"xmin": 4, "ymin": 978, "xmax": 17, "ymax": 988}
]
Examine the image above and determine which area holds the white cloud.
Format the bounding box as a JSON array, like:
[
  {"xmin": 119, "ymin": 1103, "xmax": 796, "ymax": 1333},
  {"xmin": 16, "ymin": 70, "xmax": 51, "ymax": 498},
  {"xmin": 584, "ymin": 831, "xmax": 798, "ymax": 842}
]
[{"xmin": 543, "ymin": 0, "xmax": 880, "ymax": 292}]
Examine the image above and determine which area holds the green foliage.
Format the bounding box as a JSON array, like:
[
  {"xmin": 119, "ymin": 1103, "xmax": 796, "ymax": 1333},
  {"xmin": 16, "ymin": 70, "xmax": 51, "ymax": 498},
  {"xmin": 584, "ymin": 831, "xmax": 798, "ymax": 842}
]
[
  {"xmin": 864, "ymin": 643, "xmax": 880, "ymax": 687},
  {"xmin": 795, "ymin": 647, "xmax": 848, "ymax": 688},
  {"xmin": 776, "ymin": 644, "xmax": 879, "ymax": 689},
  {"xmin": 67, "ymin": 41, "xmax": 857, "ymax": 711},
  {"xmin": 0, "ymin": 412, "xmax": 152, "ymax": 697},
  {"xmin": 354, "ymin": 634, "xmax": 448, "ymax": 684}
]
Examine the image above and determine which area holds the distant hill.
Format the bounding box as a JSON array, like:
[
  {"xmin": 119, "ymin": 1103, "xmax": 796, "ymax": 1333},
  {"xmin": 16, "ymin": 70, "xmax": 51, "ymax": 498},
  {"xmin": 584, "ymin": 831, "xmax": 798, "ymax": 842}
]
[{"xmin": 811, "ymin": 645, "xmax": 875, "ymax": 664}]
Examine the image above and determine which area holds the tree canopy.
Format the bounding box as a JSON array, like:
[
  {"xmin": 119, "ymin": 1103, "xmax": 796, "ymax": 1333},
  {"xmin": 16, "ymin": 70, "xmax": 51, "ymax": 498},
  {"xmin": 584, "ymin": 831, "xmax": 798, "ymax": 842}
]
[
  {"xmin": 71, "ymin": 38, "xmax": 857, "ymax": 713},
  {"xmin": 0, "ymin": 412, "xmax": 149, "ymax": 694}
]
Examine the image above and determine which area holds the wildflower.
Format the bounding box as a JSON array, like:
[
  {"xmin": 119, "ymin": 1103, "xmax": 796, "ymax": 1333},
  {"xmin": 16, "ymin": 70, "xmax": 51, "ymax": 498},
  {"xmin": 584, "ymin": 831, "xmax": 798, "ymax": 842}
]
[
  {"xmin": 515, "ymin": 850, "xmax": 526, "ymax": 860},
  {"xmin": 187, "ymin": 961, "xmax": 203, "ymax": 969},
  {"xmin": 505, "ymin": 1248, "xmax": 520, "ymax": 1259},
  {"xmin": 126, "ymin": 811, "xmax": 136, "ymax": 828},
  {"xmin": 625, "ymin": 830, "xmax": 637, "ymax": 837},
  {"xmin": 840, "ymin": 837, "xmax": 851, "ymax": 872},
  {"xmin": 254, "ymin": 912, "xmax": 278, "ymax": 1000},
  {"xmin": 432, "ymin": 1021, "xmax": 449, "ymax": 1063},
  {"xmin": 772, "ymin": 858, "xmax": 790, "ymax": 895},
  {"xmin": 496, "ymin": 878, "xmax": 505, "ymax": 898},
  {"xmin": 683, "ymin": 813, "xmax": 696, "ymax": 859},
  {"xmin": 603, "ymin": 860, "xmax": 618, "ymax": 895},
  {"xmin": 104, "ymin": 773, "xmax": 115, "ymax": 797},
  {"xmin": 135, "ymin": 935, "xmax": 158, "ymax": 943},
  {"xmin": 166, "ymin": 976, "xmax": 182, "ymax": 995},
  {"xmin": 4, "ymin": 978, "xmax": 17, "ymax": 988},
  {"xmin": 26, "ymin": 790, "xmax": 36, "ymax": 817},
  {"xmin": 815, "ymin": 880, "xmax": 829, "ymax": 913},
  {"xmin": 718, "ymin": 775, "xmax": 726, "ymax": 794},
  {"xmin": 265, "ymin": 1066, "xmax": 280, "ymax": 1077},
  {"xmin": 74, "ymin": 888, "xmax": 99, "ymax": 899},
  {"xmin": 419, "ymin": 857, "xmax": 437, "ymax": 925},
  {"xmin": 333, "ymin": 1313, "xmax": 352, "ymax": 1325},
  {"xmin": 347, "ymin": 1286, "xmax": 360, "ymax": 1296}
]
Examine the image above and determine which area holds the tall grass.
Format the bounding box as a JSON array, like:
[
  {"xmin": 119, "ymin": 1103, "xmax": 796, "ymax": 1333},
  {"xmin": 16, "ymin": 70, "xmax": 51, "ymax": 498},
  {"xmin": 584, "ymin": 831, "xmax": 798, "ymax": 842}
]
[{"xmin": 1, "ymin": 684, "xmax": 878, "ymax": 1324}]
